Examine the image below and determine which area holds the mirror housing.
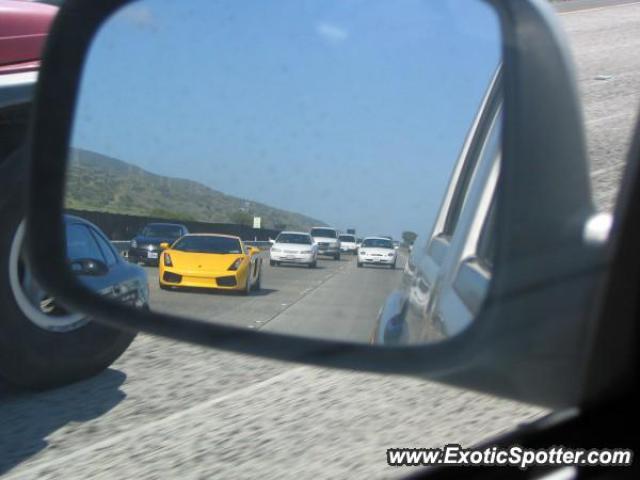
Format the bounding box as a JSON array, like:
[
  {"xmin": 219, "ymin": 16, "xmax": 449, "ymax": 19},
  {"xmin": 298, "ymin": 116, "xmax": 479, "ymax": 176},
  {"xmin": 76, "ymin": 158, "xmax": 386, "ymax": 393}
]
[
  {"xmin": 24, "ymin": 0, "xmax": 610, "ymax": 409},
  {"xmin": 159, "ymin": 242, "xmax": 170, "ymax": 250}
]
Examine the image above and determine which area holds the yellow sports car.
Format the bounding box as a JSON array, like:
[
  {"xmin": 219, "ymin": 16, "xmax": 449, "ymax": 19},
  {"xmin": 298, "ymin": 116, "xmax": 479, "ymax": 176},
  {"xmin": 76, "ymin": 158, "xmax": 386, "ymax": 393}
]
[{"xmin": 158, "ymin": 234, "xmax": 262, "ymax": 294}]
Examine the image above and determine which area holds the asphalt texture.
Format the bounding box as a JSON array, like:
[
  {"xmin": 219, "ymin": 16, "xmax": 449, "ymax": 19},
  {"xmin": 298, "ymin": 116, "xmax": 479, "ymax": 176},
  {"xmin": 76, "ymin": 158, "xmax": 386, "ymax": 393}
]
[{"xmin": 2, "ymin": 1, "xmax": 639, "ymax": 478}]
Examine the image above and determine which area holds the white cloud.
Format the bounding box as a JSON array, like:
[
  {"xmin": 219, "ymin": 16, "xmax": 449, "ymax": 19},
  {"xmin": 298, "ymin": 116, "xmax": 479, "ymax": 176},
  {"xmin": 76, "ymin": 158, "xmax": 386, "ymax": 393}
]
[{"xmin": 316, "ymin": 22, "xmax": 349, "ymax": 44}]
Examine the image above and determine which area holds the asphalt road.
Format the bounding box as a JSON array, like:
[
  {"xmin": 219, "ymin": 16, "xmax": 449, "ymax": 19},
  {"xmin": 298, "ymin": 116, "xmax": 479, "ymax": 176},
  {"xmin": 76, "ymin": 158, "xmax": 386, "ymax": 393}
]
[
  {"xmin": 2, "ymin": 1, "xmax": 639, "ymax": 479},
  {"xmin": 148, "ymin": 253, "xmax": 404, "ymax": 342}
]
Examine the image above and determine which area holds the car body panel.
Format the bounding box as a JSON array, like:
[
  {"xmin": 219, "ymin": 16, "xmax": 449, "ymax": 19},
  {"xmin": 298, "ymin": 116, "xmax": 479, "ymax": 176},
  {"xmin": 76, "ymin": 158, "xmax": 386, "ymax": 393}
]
[
  {"xmin": 357, "ymin": 237, "xmax": 397, "ymax": 266},
  {"xmin": 270, "ymin": 231, "xmax": 317, "ymax": 265},
  {"xmin": 158, "ymin": 234, "xmax": 260, "ymax": 291},
  {"xmin": 372, "ymin": 71, "xmax": 501, "ymax": 344},
  {"xmin": 64, "ymin": 215, "xmax": 149, "ymax": 308},
  {"xmin": 0, "ymin": 0, "xmax": 57, "ymax": 75}
]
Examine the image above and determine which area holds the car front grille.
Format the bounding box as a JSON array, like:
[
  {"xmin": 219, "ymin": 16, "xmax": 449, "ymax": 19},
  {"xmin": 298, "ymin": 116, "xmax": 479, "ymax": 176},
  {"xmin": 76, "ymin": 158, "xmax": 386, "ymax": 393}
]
[
  {"xmin": 163, "ymin": 272, "xmax": 182, "ymax": 283},
  {"xmin": 216, "ymin": 276, "xmax": 237, "ymax": 287}
]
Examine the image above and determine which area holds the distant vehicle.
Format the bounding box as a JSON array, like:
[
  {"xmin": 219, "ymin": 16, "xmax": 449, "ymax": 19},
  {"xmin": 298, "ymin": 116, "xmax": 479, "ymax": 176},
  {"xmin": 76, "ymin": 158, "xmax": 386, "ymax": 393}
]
[
  {"xmin": 129, "ymin": 223, "xmax": 189, "ymax": 266},
  {"xmin": 338, "ymin": 234, "xmax": 357, "ymax": 254},
  {"xmin": 346, "ymin": 228, "xmax": 356, "ymax": 235},
  {"xmin": 309, "ymin": 227, "xmax": 341, "ymax": 260},
  {"xmin": 270, "ymin": 231, "xmax": 318, "ymax": 268},
  {"xmin": 158, "ymin": 234, "xmax": 262, "ymax": 294},
  {"xmin": 392, "ymin": 240, "xmax": 400, "ymax": 250},
  {"xmin": 357, "ymin": 237, "xmax": 397, "ymax": 269}
]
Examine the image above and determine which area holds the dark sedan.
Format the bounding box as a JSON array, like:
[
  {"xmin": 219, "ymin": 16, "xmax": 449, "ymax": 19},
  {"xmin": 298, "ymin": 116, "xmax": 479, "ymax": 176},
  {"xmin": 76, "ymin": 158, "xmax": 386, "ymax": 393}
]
[{"xmin": 128, "ymin": 223, "xmax": 189, "ymax": 266}]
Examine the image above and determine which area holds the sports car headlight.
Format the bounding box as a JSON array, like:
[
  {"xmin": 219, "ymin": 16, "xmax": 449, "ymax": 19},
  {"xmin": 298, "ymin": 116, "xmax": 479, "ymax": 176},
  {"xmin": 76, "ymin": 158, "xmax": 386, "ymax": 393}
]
[
  {"xmin": 131, "ymin": 239, "xmax": 138, "ymax": 248},
  {"xmin": 228, "ymin": 258, "xmax": 243, "ymax": 271},
  {"xmin": 164, "ymin": 253, "xmax": 173, "ymax": 267}
]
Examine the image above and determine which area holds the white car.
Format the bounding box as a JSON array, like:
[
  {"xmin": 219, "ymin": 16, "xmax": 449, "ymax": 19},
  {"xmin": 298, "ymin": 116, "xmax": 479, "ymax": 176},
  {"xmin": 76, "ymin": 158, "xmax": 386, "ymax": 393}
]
[
  {"xmin": 338, "ymin": 234, "xmax": 357, "ymax": 254},
  {"xmin": 357, "ymin": 237, "xmax": 397, "ymax": 269},
  {"xmin": 310, "ymin": 227, "xmax": 341, "ymax": 260},
  {"xmin": 270, "ymin": 231, "xmax": 318, "ymax": 268}
]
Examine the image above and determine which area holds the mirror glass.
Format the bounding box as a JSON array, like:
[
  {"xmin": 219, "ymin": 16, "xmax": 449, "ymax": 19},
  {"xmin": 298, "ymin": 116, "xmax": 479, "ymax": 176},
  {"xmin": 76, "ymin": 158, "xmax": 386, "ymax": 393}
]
[{"xmin": 64, "ymin": 0, "xmax": 502, "ymax": 345}]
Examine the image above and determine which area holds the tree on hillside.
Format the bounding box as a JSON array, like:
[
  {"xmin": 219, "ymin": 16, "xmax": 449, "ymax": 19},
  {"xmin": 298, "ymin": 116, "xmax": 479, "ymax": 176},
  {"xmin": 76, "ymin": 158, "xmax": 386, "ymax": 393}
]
[
  {"xmin": 401, "ymin": 230, "xmax": 418, "ymax": 245},
  {"xmin": 229, "ymin": 209, "xmax": 253, "ymax": 226}
]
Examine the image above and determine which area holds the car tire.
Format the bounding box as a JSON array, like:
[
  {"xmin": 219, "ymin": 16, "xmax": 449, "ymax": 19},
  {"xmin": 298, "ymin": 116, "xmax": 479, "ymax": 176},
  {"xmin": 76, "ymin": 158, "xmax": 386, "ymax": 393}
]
[
  {"xmin": 269, "ymin": 259, "xmax": 276, "ymax": 267},
  {"xmin": 390, "ymin": 262, "xmax": 396, "ymax": 270},
  {"xmin": 0, "ymin": 148, "xmax": 136, "ymax": 390},
  {"xmin": 252, "ymin": 272, "xmax": 262, "ymax": 291},
  {"xmin": 334, "ymin": 253, "xmax": 340, "ymax": 261},
  {"xmin": 357, "ymin": 262, "xmax": 363, "ymax": 268},
  {"xmin": 309, "ymin": 260, "xmax": 317, "ymax": 269}
]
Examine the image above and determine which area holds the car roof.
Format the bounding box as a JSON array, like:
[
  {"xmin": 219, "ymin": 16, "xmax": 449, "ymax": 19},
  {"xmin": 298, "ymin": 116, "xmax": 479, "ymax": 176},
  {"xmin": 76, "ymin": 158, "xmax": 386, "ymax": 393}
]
[
  {"xmin": 310, "ymin": 226, "xmax": 336, "ymax": 230},
  {"xmin": 278, "ymin": 231, "xmax": 311, "ymax": 236},
  {"xmin": 362, "ymin": 236, "xmax": 393, "ymax": 241}
]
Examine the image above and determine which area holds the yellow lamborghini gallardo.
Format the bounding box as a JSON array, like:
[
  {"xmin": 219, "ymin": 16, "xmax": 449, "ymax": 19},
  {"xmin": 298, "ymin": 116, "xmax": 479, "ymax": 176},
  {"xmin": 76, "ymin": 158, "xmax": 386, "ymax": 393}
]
[{"xmin": 158, "ymin": 234, "xmax": 262, "ymax": 294}]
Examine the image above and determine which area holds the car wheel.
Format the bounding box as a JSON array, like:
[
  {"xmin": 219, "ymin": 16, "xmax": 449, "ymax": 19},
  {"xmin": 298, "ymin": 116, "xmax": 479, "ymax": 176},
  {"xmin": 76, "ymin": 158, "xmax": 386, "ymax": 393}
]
[
  {"xmin": 253, "ymin": 272, "xmax": 262, "ymax": 291},
  {"xmin": 309, "ymin": 260, "xmax": 317, "ymax": 269},
  {"xmin": 0, "ymin": 214, "xmax": 136, "ymax": 389},
  {"xmin": 334, "ymin": 253, "xmax": 341, "ymax": 260},
  {"xmin": 0, "ymin": 146, "xmax": 136, "ymax": 389},
  {"xmin": 390, "ymin": 262, "xmax": 396, "ymax": 270},
  {"xmin": 357, "ymin": 261, "xmax": 363, "ymax": 268},
  {"xmin": 269, "ymin": 259, "xmax": 276, "ymax": 267}
]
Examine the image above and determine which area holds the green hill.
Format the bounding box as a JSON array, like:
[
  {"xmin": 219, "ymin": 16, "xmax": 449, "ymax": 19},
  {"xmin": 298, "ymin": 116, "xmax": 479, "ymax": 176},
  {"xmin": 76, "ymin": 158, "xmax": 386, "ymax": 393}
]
[{"xmin": 65, "ymin": 149, "xmax": 325, "ymax": 231}]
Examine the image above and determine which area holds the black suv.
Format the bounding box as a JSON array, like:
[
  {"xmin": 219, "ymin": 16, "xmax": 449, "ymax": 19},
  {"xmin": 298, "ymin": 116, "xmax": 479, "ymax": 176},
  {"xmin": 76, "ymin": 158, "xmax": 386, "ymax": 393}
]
[{"xmin": 128, "ymin": 223, "xmax": 189, "ymax": 266}]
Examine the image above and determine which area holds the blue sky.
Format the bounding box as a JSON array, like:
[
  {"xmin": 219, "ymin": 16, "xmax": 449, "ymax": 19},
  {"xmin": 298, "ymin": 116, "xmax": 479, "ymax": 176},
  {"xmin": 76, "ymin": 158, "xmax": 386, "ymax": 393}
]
[{"xmin": 71, "ymin": 0, "xmax": 500, "ymax": 238}]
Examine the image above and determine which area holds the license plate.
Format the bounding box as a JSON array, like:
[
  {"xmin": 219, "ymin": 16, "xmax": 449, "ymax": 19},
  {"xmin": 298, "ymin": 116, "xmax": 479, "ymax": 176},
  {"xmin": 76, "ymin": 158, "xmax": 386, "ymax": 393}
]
[{"xmin": 147, "ymin": 252, "xmax": 158, "ymax": 259}]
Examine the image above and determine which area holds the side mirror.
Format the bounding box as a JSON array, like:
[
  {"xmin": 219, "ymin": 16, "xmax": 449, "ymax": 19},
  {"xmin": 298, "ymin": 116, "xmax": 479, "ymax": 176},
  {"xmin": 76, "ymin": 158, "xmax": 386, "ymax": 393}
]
[
  {"xmin": 69, "ymin": 258, "xmax": 109, "ymax": 277},
  {"xmin": 26, "ymin": 0, "xmax": 606, "ymax": 409},
  {"xmin": 159, "ymin": 242, "xmax": 170, "ymax": 250}
]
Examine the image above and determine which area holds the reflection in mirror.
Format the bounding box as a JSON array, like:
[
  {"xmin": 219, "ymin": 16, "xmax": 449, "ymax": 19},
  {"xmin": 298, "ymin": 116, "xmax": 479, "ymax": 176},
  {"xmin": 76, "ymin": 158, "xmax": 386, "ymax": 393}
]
[{"xmin": 65, "ymin": 0, "xmax": 502, "ymax": 345}]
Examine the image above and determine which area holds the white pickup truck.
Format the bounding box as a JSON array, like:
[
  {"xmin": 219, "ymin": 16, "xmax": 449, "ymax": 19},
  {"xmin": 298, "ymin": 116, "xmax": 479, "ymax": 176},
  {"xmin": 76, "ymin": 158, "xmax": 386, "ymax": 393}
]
[{"xmin": 310, "ymin": 227, "xmax": 341, "ymax": 260}]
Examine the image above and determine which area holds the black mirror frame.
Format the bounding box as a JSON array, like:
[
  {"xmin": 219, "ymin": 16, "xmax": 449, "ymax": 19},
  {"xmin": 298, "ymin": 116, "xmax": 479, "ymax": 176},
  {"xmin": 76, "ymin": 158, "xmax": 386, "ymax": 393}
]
[{"xmin": 26, "ymin": 0, "xmax": 608, "ymax": 409}]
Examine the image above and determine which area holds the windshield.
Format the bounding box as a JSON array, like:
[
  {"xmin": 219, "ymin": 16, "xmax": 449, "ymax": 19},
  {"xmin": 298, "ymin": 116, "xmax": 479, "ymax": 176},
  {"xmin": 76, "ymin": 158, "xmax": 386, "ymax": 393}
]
[
  {"xmin": 276, "ymin": 234, "xmax": 312, "ymax": 245},
  {"xmin": 361, "ymin": 238, "xmax": 394, "ymax": 249},
  {"xmin": 141, "ymin": 224, "xmax": 183, "ymax": 238},
  {"xmin": 172, "ymin": 236, "xmax": 242, "ymax": 254},
  {"xmin": 310, "ymin": 228, "xmax": 337, "ymax": 239},
  {"xmin": 339, "ymin": 235, "xmax": 355, "ymax": 242}
]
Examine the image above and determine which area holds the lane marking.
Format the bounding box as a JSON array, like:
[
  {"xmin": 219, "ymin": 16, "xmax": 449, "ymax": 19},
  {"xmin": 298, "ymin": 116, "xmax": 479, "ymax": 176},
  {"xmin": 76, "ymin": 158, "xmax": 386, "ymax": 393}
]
[
  {"xmin": 557, "ymin": 0, "xmax": 640, "ymax": 15},
  {"xmin": 3, "ymin": 366, "xmax": 308, "ymax": 480}
]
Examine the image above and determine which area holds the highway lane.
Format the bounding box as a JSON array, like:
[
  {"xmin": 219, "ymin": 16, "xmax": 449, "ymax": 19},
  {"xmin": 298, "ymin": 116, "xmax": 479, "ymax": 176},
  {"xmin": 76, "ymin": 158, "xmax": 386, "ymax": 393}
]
[
  {"xmin": 146, "ymin": 252, "xmax": 405, "ymax": 341},
  {"xmin": 2, "ymin": 1, "xmax": 639, "ymax": 479}
]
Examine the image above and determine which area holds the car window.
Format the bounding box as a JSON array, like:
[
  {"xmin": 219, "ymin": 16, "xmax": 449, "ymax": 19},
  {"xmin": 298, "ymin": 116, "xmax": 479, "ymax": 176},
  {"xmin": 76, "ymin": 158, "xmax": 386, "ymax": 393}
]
[
  {"xmin": 173, "ymin": 236, "xmax": 242, "ymax": 254},
  {"xmin": 310, "ymin": 229, "xmax": 337, "ymax": 239},
  {"xmin": 66, "ymin": 223, "xmax": 106, "ymax": 262},
  {"xmin": 142, "ymin": 225, "xmax": 184, "ymax": 238},
  {"xmin": 276, "ymin": 234, "xmax": 312, "ymax": 244},
  {"xmin": 90, "ymin": 227, "xmax": 119, "ymax": 266},
  {"xmin": 361, "ymin": 238, "xmax": 394, "ymax": 249}
]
